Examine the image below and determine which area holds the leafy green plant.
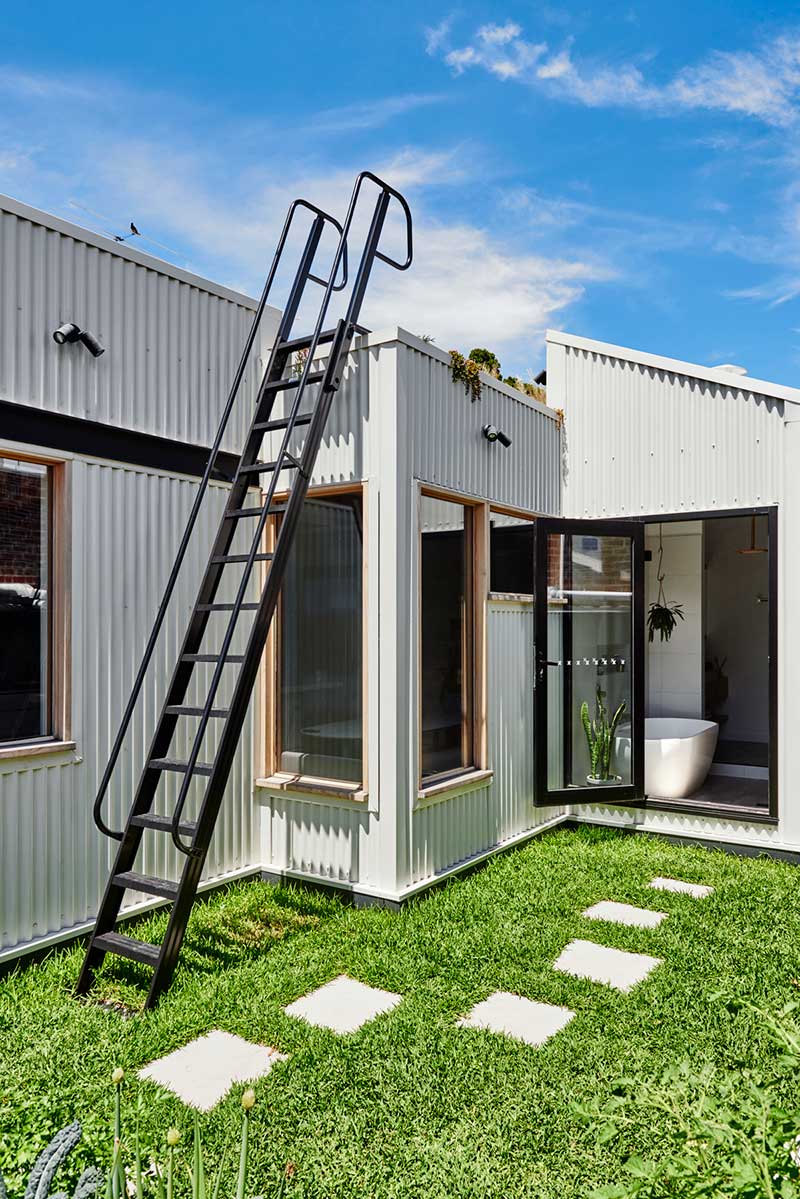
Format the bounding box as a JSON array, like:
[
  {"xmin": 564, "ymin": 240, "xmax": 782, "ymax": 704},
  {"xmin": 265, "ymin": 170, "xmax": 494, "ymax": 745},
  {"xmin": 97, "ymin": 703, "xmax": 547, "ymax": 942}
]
[
  {"xmin": 0, "ymin": 1122, "xmax": 103, "ymax": 1199},
  {"xmin": 648, "ymin": 524, "xmax": 685, "ymax": 643},
  {"xmin": 580, "ymin": 687, "xmax": 626, "ymax": 782},
  {"xmin": 647, "ymin": 600, "xmax": 685, "ymax": 643},
  {"xmin": 578, "ymin": 999, "xmax": 800, "ymax": 1198},
  {"xmin": 449, "ymin": 350, "xmax": 483, "ymax": 402},
  {"xmin": 467, "ymin": 347, "xmax": 501, "ymax": 378}
]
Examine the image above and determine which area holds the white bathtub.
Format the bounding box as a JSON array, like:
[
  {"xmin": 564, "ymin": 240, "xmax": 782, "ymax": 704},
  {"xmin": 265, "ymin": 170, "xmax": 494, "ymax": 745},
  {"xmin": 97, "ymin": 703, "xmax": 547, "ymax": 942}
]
[{"xmin": 644, "ymin": 718, "xmax": 718, "ymax": 799}]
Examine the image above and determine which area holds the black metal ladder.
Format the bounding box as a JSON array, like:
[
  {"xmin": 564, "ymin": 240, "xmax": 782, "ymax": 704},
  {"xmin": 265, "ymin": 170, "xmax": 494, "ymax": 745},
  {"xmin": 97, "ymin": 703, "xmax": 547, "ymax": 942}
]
[{"xmin": 76, "ymin": 172, "xmax": 412, "ymax": 1008}]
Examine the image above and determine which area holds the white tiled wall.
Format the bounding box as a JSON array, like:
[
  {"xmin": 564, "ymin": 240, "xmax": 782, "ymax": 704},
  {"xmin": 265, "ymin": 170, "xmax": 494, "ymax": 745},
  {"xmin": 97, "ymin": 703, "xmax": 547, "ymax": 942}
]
[{"xmin": 646, "ymin": 522, "xmax": 703, "ymax": 719}]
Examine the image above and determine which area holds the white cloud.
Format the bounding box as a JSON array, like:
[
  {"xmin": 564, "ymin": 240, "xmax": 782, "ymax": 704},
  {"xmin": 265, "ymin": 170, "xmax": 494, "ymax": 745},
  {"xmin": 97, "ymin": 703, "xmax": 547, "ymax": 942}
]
[
  {"xmin": 306, "ymin": 93, "xmax": 446, "ymax": 134},
  {"xmin": 432, "ymin": 23, "xmax": 800, "ymax": 126},
  {"xmin": 424, "ymin": 18, "xmax": 453, "ymax": 56}
]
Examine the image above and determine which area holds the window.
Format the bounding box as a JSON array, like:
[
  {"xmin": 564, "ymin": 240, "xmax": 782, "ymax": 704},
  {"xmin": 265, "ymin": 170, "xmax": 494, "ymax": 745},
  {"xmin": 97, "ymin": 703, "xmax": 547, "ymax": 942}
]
[
  {"xmin": 420, "ymin": 494, "xmax": 474, "ymax": 780},
  {"xmin": 278, "ymin": 492, "xmax": 363, "ymax": 784},
  {"xmin": 490, "ymin": 512, "xmax": 534, "ymax": 594},
  {"xmin": 0, "ymin": 457, "xmax": 51, "ymax": 745}
]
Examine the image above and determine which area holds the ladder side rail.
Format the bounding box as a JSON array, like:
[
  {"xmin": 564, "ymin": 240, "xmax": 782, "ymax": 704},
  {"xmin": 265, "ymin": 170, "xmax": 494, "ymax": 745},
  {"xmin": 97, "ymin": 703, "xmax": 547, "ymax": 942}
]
[
  {"xmin": 75, "ymin": 213, "xmax": 334, "ymax": 988},
  {"xmin": 91, "ymin": 199, "xmax": 343, "ymax": 841},
  {"xmin": 169, "ymin": 177, "xmax": 412, "ymax": 851},
  {"xmin": 167, "ymin": 214, "xmax": 334, "ymax": 850},
  {"xmin": 169, "ymin": 183, "xmax": 405, "ymax": 854}
]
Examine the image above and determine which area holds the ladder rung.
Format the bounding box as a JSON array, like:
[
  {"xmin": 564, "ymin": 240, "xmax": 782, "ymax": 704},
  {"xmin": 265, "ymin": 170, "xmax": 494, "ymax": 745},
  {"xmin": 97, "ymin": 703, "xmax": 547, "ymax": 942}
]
[
  {"xmin": 263, "ymin": 371, "xmax": 324, "ymax": 392},
  {"xmin": 130, "ymin": 813, "xmax": 198, "ymax": 837},
  {"xmin": 112, "ymin": 871, "xmax": 179, "ymax": 901},
  {"xmin": 239, "ymin": 460, "xmax": 300, "ymax": 477},
  {"xmin": 149, "ymin": 757, "xmax": 214, "ymax": 776},
  {"xmin": 279, "ymin": 329, "xmax": 337, "ymax": 354},
  {"xmin": 254, "ymin": 414, "xmax": 313, "ymax": 434},
  {"xmin": 211, "ymin": 553, "xmax": 273, "ymax": 564},
  {"xmin": 182, "ymin": 653, "xmax": 245, "ymax": 663},
  {"xmin": 93, "ymin": 931, "xmax": 161, "ymax": 967},
  {"xmin": 165, "ymin": 705, "xmax": 229, "ymax": 718},
  {"xmin": 197, "ymin": 603, "xmax": 259, "ymax": 612},
  {"xmin": 225, "ymin": 507, "xmax": 265, "ymax": 520}
]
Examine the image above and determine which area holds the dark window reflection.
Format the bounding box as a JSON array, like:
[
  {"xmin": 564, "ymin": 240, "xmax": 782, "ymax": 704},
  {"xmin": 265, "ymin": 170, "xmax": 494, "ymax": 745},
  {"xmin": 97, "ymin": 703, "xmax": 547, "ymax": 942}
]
[{"xmin": 0, "ymin": 459, "xmax": 50, "ymax": 743}]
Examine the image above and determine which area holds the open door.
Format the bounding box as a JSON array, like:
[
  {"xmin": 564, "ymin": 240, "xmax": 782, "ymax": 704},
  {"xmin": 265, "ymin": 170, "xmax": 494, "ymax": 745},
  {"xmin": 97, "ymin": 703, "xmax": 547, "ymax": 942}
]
[{"xmin": 534, "ymin": 519, "xmax": 644, "ymax": 804}]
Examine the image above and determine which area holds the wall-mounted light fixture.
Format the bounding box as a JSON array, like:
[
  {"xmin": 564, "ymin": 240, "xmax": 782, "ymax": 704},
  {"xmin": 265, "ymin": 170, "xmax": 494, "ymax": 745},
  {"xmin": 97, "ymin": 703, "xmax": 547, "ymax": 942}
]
[
  {"xmin": 53, "ymin": 322, "xmax": 105, "ymax": 357},
  {"xmin": 482, "ymin": 423, "xmax": 512, "ymax": 448}
]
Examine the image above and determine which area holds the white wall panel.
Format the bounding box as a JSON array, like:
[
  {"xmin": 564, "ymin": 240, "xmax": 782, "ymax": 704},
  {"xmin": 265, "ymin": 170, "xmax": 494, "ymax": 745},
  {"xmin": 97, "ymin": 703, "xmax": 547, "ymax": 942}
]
[
  {"xmin": 0, "ymin": 458, "xmax": 256, "ymax": 954},
  {"xmin": 410, "ymin": 602, "xmax": 566, "ymax": 884},
  {"xmin": 553, "ymin": 338, "xmax": 785, "ymax": 519},
  {"xmin": 0, "ymin": 195, "xmax": 279, "ymax": 452}
]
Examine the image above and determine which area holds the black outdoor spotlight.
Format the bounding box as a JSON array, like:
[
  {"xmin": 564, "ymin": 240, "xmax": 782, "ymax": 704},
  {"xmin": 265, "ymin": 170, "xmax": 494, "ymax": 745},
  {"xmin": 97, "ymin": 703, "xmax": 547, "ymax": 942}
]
[
  {"xmin": 482, "ymin": 423, "xmax": 512, "ymax": 448},
  {"xmin": 53, "ymin": 322, "xmax": 105, "ymax": 357}
]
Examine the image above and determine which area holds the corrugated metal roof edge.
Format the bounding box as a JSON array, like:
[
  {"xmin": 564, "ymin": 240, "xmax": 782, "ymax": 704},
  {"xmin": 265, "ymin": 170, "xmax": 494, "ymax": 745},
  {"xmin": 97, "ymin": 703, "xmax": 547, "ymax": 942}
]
[
  {"xmin": 547, "ymin": 328, "xmax": 800, "ymax": 408},
  {"xmin": 354, "ymin": 327, "xmax": 559, "ymax": 421},
  {"xmin": 0, "ymin": 191, "xmax": 277, "ymax": 314}
]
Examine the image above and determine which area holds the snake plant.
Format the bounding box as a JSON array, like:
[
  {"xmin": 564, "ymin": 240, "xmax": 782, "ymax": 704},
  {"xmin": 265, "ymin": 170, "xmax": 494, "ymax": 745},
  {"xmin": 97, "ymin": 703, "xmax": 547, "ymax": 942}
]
[
  {"xmin": 0, "ymin": 1123, "xmax": 103, "ymax": 1199},
  {"xmin": 580, "ymin": 687, "xmax": 626, "ymax": 782}
]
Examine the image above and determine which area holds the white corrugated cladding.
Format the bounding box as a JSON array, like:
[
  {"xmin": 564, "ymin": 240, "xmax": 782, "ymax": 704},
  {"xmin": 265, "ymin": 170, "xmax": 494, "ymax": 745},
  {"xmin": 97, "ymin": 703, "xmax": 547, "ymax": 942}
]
[
  {"xmin": 549, "ymin": 331, "xmax": 788, "ymax": 518},
  {"xmin": 258, "ymin": 331, "xmax": 564, "ymax": 898},
  {"xmin": 0, "ymin": 194, "xmax": 279, "ymax": 451},
  {"xmin": 547, "ymin": 329, "xmax": 800, "ymax": 854},
  {"xmin": 0, "ymin": 459, "xmax": 258, "ymax": 957},
  {"xmin": 411, "ymin": 601, "xmax": 566, "ymax": 884}
]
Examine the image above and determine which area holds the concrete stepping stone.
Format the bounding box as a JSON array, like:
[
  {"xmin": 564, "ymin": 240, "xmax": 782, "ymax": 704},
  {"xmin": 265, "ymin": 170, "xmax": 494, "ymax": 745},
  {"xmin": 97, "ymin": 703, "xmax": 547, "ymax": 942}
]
[
  {"xmin": 139, "ymin": 1029, "xmax": 287, "ymax": 1111},
  {"xmin": 583, "ymin": 900, "xmax": 666, "ymax": 929},
  {"xmin": 554, "ymin": 939, "xmax": 662, "ymax": 993},
  {"xmin": 283, "ymin": 974, "xmax": 401, "ymax": 1034},
  {"xmin": 649, "ymin": 876, "xmax": 714, "ymax": 899},
  {"xmin": 458, "ymin": 991, "xmax": 574, "ymax": 1047}
]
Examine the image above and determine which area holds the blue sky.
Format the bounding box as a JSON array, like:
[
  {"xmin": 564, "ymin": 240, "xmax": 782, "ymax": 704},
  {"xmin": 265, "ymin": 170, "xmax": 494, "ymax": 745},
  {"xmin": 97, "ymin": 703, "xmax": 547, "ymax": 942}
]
[{"xmin": 2, "ymin": 1, "xmax": 800, "ymax": 382}]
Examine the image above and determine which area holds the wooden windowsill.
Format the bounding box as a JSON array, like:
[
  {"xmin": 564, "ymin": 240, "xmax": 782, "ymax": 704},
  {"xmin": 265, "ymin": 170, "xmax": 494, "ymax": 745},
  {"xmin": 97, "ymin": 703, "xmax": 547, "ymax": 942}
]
[
  {"xmin": 417, "ymin": 768, "xmax": 494, "ymax": 804},
  {"xmin": 0, "ymin": 739, "xmax": 77, "ymax": 764},
  {"xmin": 255, "ymin": 773, "xmax": 368, "ymax": 803}
]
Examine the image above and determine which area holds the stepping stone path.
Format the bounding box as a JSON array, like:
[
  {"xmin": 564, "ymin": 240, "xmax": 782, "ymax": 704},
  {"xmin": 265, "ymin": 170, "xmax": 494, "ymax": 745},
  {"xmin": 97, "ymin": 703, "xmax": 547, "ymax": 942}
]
[
  {"xmin": 555, "ymin": 938, "xmax": 662, "ymax": 992},
  {"xmin": 582, "ymin": 900, "xmax": 666, "ymax": 929},
  {"xmin": 139, "ymin": 1029, "xmax": 287, "ymax": 1111},
  {"xmin": 283, "ymin": 973, "xmax": 402, "ymax": 1034},
  {"xmin": 137, "ymin": 873, "xmax": 717, "ymax": 1103},
  {"xmin": 650, "ymin": 876, "xmax": 714, "ymax": 899},
  {"xmin": 458, "ymin": 992, "xmax": 574, "ymax": 1047}
]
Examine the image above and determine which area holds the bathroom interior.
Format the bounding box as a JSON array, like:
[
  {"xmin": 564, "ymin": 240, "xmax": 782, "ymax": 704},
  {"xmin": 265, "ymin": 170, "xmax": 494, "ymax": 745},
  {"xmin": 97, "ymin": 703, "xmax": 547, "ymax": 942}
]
[{"xmin": 643, "ymin": 513, "xmax": 772, "ymax": 814}]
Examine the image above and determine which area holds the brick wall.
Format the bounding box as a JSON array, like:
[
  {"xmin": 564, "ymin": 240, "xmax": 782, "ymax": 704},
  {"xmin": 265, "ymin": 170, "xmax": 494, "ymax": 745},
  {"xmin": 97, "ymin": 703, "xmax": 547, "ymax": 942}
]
[{"xmin": 0, "ymin": 469, "xmax": 44, "ymax": 586}]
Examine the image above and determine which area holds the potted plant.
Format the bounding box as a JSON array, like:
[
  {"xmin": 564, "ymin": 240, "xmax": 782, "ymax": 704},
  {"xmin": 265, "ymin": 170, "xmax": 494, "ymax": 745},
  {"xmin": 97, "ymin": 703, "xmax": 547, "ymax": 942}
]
[
  {"xmin": 647, "ymin": 523, "xmax": 685, "ymax": 643},
  {"xmin": 580, "ymin": 686, "xmax": 627, "ymax": 785}
]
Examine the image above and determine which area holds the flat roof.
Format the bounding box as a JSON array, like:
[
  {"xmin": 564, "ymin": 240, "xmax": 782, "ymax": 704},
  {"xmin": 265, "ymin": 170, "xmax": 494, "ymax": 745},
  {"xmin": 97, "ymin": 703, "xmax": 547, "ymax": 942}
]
[
  {"xmin": 547, "ymin": 328, "xmax": 800, "ymax": 407},
  {"xmin": 0, "ymin": 191, "xmax": 263, "ymax": 311}
]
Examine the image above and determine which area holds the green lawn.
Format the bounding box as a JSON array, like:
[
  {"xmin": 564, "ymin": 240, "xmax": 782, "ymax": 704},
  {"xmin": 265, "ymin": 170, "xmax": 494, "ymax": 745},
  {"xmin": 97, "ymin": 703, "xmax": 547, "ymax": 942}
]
[{"xmin": 2, "ymin": 825, "xmax": 800, "ymax": 1198}]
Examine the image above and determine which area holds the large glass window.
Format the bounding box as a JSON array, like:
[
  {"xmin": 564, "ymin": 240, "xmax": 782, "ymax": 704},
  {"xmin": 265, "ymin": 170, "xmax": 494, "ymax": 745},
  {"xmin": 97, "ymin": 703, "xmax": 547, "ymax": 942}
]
[
  {"xmin": 490, "ymin": 512, "xmax": 534, "ymax": 594},
  {"xmin": 420, "ymin": 494, "xmax": 474, "ymax": 780},
  {"xmin": 279, "ymin": 493, "xmax": 363, "ymax": 784},
  {"xmin": 0, "ymin": 458, "xmax": 51, "ymax": 744}
]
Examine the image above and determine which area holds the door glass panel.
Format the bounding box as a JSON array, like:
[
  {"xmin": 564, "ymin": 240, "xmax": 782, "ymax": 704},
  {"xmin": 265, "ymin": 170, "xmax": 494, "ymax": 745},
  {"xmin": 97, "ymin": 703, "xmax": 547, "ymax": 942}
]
[{"xmin": 544, "ymin": 531, "xmax": 634, "ymax": 790}]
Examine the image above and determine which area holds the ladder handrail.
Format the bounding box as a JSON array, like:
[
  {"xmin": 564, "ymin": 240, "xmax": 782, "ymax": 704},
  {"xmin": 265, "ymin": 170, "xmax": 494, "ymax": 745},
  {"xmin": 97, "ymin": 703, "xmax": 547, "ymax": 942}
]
[
  {"xmin": 168, "ymin": 171, "xmax": 413, "ymax": 853},
  {"xmin": 92, "ymin": 199, "xmax": 347, "ymax": 841}
]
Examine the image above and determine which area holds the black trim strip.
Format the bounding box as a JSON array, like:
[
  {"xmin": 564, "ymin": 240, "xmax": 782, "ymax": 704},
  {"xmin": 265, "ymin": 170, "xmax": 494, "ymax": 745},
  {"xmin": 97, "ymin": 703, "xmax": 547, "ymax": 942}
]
[{"xmin": 0, "ymin": 399, "xmax": 239, "ymax": 482}]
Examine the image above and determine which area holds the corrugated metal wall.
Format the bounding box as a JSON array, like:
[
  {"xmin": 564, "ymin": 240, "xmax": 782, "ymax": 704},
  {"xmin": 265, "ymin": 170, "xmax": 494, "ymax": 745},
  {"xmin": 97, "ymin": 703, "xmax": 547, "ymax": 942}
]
[
  {"xmin": 410, "ymin": 601, "xmax": 566, "ymax": 883},
  {"xmin": 0, "ymin": 458, "xmax": 257, "ymax": 954},
  {"xmin": 556, "ymin": 342, "xmax": 785, "ymax": 517},
  {"xmin": 402, "ymin": 342, "xmax": 561, "ymax": 514},
  {"xmin": 0, "ymin": 196, "xmax": 279, "ymax": 452}
]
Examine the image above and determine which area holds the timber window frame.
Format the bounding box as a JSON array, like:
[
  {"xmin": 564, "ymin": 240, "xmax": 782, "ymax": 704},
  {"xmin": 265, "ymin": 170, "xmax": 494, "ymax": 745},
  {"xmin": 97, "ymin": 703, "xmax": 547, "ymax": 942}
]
[
  {"xmin": 417, "ymin": 485, "xmax": 489, "ymax": 792},
  {"xmin": 0, "ymin": 450, "xmax": 71, "ymax": 756}
]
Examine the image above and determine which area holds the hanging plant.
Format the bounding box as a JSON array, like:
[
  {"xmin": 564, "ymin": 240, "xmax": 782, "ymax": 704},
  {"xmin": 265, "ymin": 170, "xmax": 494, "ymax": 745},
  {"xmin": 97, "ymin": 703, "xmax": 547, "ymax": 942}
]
[
  {"xmin": 449, "ymin": 349, "xmax": 483, "ymax": 402},
  {"xmin": 647, "ymin": 523, "xmax": 685, "ymax": 643}
]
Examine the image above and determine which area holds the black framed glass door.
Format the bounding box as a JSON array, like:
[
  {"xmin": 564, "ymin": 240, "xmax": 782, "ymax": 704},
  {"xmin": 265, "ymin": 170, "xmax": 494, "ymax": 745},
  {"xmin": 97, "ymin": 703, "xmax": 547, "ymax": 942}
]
[{"xmin": 534, "ymin": 519, "xmax": 644, "ymax": 804}]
